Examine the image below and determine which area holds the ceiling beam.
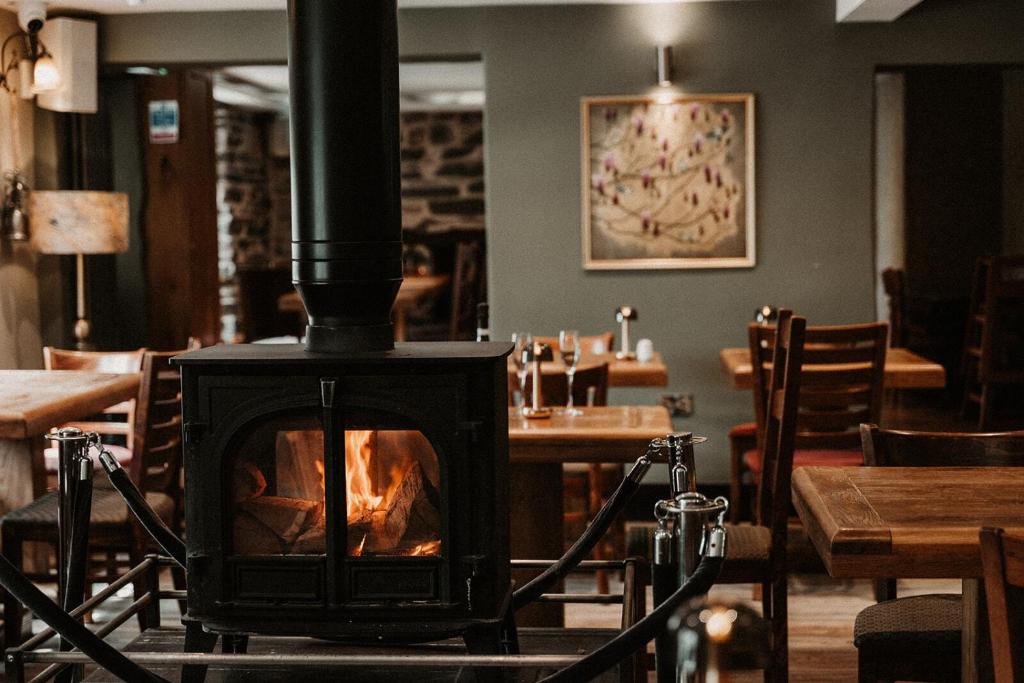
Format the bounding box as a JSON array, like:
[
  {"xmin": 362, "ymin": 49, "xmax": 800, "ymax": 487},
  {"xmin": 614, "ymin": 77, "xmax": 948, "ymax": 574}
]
[{"xmin": 836, "ymin": 0, "xmax": 925, "ymax": 22}]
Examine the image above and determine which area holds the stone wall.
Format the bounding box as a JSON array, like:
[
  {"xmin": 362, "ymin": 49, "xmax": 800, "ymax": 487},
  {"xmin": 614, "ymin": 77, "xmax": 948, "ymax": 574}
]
[{"xmin": 400, "ymin": 111, "xmax": 485, "ymax": 235}]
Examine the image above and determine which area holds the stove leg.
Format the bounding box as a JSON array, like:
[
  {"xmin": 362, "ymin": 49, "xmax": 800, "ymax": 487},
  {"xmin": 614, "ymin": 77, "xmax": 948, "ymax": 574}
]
[
  {"xmin": 462, "ymin": 624, "xmax": 506, "ymax": 683},
  {"xmin": 181, "ymin": 621, "xmax": 218, "ymax": 683},
  {"xmin": 221, "ymin": 633, "xmax": 249, "ymax": 654}
]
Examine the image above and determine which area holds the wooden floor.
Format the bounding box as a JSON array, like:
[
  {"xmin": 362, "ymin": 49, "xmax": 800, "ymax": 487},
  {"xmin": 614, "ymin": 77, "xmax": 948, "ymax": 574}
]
[
  {"xmin": 565, "ymin": 573, "xmax": 963, "ymax": 682},
  {"xmin": 3, "ymin": 572, "xmax": 959, "ymax": 681}
]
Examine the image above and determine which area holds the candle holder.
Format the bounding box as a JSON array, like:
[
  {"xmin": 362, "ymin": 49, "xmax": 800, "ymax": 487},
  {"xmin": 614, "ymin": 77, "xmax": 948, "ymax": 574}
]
[
  {"xmin": 522, "ymin": 341, "xmax": 553, "ymax": 419},
  {"xmin": 615, "ymin": 306, "xmax": 638, "ymax": 360}
]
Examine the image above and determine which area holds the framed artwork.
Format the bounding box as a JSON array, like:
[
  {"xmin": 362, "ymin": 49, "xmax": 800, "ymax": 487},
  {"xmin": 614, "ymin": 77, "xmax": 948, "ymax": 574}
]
[{"xmin": 581, "ymin": 94, "xmax": 755, "ymax": 270}]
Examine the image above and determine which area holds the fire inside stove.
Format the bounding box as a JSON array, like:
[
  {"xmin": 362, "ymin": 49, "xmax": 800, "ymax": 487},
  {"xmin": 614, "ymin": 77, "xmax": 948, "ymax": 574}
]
[{"xmin": 232, "ymin": 418, "xmax": 442, "ymax": 558}]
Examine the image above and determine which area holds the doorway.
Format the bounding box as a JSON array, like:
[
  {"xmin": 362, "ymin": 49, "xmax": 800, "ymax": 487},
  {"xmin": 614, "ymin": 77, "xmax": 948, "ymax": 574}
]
[{"xmin": 210, "ymin": 59, "xmax": 488, "ymax": 343}]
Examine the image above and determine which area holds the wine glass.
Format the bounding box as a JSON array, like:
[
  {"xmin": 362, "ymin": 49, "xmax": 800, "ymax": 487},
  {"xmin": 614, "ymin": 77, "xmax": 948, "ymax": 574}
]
[
  {"xmin": 559, "ymin": 329, "xmax": 582, "ymax": 415},
  {"xmin": 511, "ymin": 332, "xmax": 532, "ymax": 407}
]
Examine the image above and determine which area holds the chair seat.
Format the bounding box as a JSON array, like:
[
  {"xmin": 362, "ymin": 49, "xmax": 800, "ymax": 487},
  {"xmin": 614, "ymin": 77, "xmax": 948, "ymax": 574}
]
[
  {"xmin": 719, "ymin": 523, "xmax": 772, "ymax": 580},
  {"xmin": 743, "ymin": 448, "xmax": 863, "ymax": 474},
  {"xmin": 1, "ymin": 486, "xmax": 173, "ymax": 532},
  {"xmin": 729, "ymin": 421, "xmax": 757, "ymax": 439},
  {"xmin": 854, "ymin": 594, "xmax": 962, "ymax": 650},
  {"xmin": 44, "ymin": 444, "xmax": 132, "ymax": 473}
]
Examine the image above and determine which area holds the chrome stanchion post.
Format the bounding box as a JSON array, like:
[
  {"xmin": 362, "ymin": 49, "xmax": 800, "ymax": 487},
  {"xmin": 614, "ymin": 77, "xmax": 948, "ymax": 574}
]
[{"xmin": 47, "ymin": 427, "xmax": 94, "ymax": 683}]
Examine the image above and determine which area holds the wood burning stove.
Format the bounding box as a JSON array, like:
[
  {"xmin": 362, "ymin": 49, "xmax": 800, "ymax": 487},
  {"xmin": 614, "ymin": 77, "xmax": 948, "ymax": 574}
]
[
  {"xmin": 175, "ymin": 344, "xmax": 511, "ymax": 646},
  {"xmin": 172, "ymin": 0, "xmax": 513, "ymax": 654}
]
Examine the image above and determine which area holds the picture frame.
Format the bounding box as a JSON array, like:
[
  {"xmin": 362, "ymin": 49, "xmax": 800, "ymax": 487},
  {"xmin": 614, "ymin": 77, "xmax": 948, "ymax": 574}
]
[{"xmin": 581, "ymin": 94, "xmax": 756, "ymax": 270}]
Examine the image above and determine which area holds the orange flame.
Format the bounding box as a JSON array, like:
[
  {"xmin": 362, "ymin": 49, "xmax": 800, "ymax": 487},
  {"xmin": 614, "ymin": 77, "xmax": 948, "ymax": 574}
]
[
  {"xmin": 345, "ymin": 430, "xmax": 384, "ymax": 521},
  {"xmin": 408, "ymin": 540, "xmax": 442, "ymax": 556}
]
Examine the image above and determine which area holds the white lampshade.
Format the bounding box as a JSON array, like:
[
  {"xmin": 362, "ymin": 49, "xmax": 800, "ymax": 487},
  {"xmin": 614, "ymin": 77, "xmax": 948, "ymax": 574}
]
[
  {"xmin": 28, "ymin": 191, "xmax": 129, "ymax": 255},
  {"xmin": 32, "ymin": 54, "xmax": 61, "ymax": 93}
]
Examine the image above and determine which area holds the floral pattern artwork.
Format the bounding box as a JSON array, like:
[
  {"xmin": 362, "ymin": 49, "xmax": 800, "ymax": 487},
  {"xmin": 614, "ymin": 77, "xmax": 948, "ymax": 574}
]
[{"xmin": 582, "ymin": 95, "xmax": 755, "ymax": 269}]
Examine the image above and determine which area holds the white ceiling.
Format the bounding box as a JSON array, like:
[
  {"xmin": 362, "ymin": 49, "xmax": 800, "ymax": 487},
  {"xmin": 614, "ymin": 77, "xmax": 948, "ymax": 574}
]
[{"xmin": 24, "ymin": 0, "xmax": 755, "ymax": 14}]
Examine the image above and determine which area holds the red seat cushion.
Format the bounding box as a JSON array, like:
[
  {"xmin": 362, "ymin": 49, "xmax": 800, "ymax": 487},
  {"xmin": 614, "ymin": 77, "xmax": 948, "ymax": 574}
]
[
  {"xmin": 728, "ymin": 421, "xmax": 757, "ymax": 439},
  {"xmin": 743, "ymin": 448, "xmax": 863, "ymax": 474}
]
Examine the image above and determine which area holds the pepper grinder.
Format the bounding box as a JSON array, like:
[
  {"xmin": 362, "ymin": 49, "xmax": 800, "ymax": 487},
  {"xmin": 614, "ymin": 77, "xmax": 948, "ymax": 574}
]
[
  {"xmin": 615, "ymin": 306, "xmax": 638, "ymax": 360},
  {"xmin": 522, "ymin": 341, "xmax": 553, "ymax": 419}
]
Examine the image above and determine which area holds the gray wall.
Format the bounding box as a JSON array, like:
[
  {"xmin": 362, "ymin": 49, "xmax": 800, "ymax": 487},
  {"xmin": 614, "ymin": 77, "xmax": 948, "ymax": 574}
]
[{"xmin": 102, "ymin": 0, "xmax": 1024, "ymax": 482}]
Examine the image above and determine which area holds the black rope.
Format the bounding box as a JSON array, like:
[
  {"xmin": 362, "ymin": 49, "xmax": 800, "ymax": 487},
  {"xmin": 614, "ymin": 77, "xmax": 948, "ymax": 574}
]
[
  {"xmin": 512, "ymin": 467, "xmax": 643, "ymax": 610},
  {"xmin": 538, "ymin": 553, "xmax": 724, "ymax": 683},
  {"xmin": 100, "ymin": 451, "xmax": 187, "ymax": 569}
]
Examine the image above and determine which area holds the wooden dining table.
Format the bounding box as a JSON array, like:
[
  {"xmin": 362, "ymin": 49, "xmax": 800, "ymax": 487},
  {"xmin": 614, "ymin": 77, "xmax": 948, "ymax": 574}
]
[
  {"xmin": 792, "ymin": 466, "xmax": 1024, "ymax": 682},
  {"xmin": 278, "ymin": 274, "xmax": 452, "ymax": 342},
  {"xmin": 720, "ymin": 346, "xmax": 947, "ymax": 390},
  {"xmin": 508, "ymin": 405, "xmax": 673, "ymax": 626},
  {"xmin": 0, "ymin": 370, "xmax": 141, "ymax": 515},
  {"xmin": 507, "ymin": 352, "xmax": 669, "ymax": 389}
]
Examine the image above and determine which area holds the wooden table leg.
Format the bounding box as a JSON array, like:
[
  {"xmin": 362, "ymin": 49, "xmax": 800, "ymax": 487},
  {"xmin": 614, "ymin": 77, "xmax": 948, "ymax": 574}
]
[
  {"xmin": 508, "ymin": 462, "xmax": 564, "ymax": 627},
  {"xmin": 394, "ymin": 306, "xmax": 408, "ymax": 342},
  {"xmin": 963, "ymin": 578, "xmax": 995, "ymax": 683},
  {"xmin": 0, "ymin": 437, "xmax": 43, "ymax": 516}
]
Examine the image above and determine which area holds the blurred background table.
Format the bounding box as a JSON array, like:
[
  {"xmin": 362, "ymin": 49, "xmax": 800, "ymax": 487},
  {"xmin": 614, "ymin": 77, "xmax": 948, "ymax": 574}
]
[
  {"xmin": 507, "ymin": 353, "xmax": 668, "ymax": 389},
  {"xmin": 720, "ymin": 346, "xmax": 946, "ymax": 390}
]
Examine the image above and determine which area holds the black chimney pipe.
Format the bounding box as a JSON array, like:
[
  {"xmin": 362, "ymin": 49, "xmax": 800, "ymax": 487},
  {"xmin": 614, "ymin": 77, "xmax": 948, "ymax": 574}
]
[{"xmin": 288, "ymin": 0, "xmax": 403, "ymax": 352}]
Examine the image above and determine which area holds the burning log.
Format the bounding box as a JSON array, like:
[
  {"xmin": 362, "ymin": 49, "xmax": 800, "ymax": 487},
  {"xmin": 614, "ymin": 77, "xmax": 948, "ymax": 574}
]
[
  {"xmin": 240, "ymin": 496, "xmax": 324, "ymax": 547},
  {"xmin": 232, "ymin": 461, "xmax": 267, "ymax": 503},
  {"xmin": 233, "ymin": 511, "xmax": 287, "ymax": 555},
  {"xmin": 292, "ymin": 524, "xmax": 327, "ymax": 554},
  {"xmin": 348, "ymin": 461, "xmax": 440, "ymax": 555},
  {"xmin": 276, "ymin": 430, "xmax": 325, "ymax": 501}
]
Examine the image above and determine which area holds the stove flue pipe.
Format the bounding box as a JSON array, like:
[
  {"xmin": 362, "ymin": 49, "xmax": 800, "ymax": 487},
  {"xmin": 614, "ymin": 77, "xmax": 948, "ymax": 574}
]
[{"xmin": 288, "ymin": 0, "xmax": 403, "ymax": 352}]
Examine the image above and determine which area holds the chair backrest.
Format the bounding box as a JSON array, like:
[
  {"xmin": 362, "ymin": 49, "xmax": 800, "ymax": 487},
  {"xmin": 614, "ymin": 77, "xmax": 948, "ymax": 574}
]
[
  {"xmin": 236, "ymin": 267, "xmax": 303, "ymax": 342},
  {"xmin": 43, "ymin": 347, "xmax": 146, "ymax": 446},
  {"xmin": 449, "ymin": 240, "xmax": 487, "ymax": 341},
  {"xmin": 980, "ymin": 527, "xmax": 1024, "ymax": 682},
  {"xmin": 979, "ymin": 255, "xmax": 1024, "ymax": 384},
  {"xmin": 755, "ymin": 310, "xmax": 806, "ymax": 543},
  {"xmin": 861, "ymin": 424, "xmax": 1024, "ymax": 467},
  {"xmin": 533, "ymin": 332, "xmax": 616, "ymax": 357},
  {"xmin": 750, "ymin": 321, "xmax": 888, "ymax": 452},
  {"xmin": 128, "ymin": 351, "xmax": 185, "ymax": 501},
  {"xmin": 881, "ymin": 268, "xmax": 906, "ymax": 348},
  {"xmin": 513, "ymin": 363, "xmax": 610, "ymax": 407},
  {"xmin": 43, "ymin": 347, "xmax": 146, "ymax": 374}
]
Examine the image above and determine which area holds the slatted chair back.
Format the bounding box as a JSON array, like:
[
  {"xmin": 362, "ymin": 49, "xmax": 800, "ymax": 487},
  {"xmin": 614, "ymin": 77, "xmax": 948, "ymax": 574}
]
[
  {"xmin": 980, "ymin": 527, "xmax": 1024, "ymax": 682},
  {"xmin": 978, "ymin": 256, "xmax": 1024, "ymax": 386},
  {"xmin": 749, "ymin": 321, "xmax": 888, "ymax": 452},
  {"xmin": 755, "ymin": 309, "xmax": 806, "ymax": 534},
  {"xmin": 127, "ymin": 352, "xmax": 185, "ymax": 509},
  {"xmin": 448, "ymin": 240, "xmax": 487, "ymax": 341},
  {"xmin": 861, "ymin": 424, "xmax": 1024, "ymax": 467},
  {"xmin": 43, "ymin": 347, "xmax": 146, "ymax": 448},
  {"xmin": 882, "ymin": 268, "xmax": 907, "ymax": 348},
  {"xmin": 514, "ymin": 363, "xmax": 610, "ymax": 408},
  {"xmin": 533, "ymin": 332, "xmax": 616, "ymax": 357}
]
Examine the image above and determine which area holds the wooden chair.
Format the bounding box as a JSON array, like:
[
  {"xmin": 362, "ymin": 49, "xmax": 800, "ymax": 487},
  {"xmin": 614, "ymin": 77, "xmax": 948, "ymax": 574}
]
[
  {"xmin": 236, "ymin": 267, "xmax": 304, "ymax": 341},
  {"xmin": 448, "ymin": 240, "xmax": 487, "ymax": 341},
  {"xmin": 1, "ymin": 350, "xmax": 187, "ymax": 646},
  {"xmin": 720, "ymin": 308, "xmax": 806, "ymax": 683},
  {"xmin": 42, "ymin": 347, "xmax": 146, "ymax": 475},
  {"xmin": 854, "ymin": 425, "xmax": 1024, "ymax": 683},
  {"xmin": 733, "ymin": 321, "xmax": 888, "ymax": 519},
  {"xmin": 962, "ymin": 255, "xmax": 1024, "ymax": 430},
  {"xmin": 980, "ymin": 527, "xmax": 1024, "ymax": 682}
]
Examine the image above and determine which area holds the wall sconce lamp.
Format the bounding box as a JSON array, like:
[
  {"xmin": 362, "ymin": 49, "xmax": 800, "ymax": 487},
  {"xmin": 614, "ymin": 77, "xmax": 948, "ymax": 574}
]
[
  {"xmin": 1, "ymin": 171, "xmax": 30, "ymax": 242},
  {"xmin": 656, "ymin": 45, "xmax": 673, "ymax": 87},
  {"xmin": 0, "ymin": 1, "xmax": 61, "ymax": 100}
]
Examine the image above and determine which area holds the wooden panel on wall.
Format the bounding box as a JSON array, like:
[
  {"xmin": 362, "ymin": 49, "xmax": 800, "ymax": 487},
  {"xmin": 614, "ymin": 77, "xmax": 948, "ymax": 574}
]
[{"xmin": 138, "ymin": 70, "xmax": 220, "ymax": 349}]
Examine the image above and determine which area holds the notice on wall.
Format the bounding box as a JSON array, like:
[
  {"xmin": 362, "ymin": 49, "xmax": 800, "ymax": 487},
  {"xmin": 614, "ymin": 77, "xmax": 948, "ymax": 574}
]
[{"xmin": 148, "ymin": 100, "xmax": 180, "ymax": 144}]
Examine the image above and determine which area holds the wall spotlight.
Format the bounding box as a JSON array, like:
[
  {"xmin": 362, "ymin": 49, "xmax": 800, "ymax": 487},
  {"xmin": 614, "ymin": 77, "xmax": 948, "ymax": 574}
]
[{"xmin": 656, "ymin": 45, "xmax": 673, "ymax": 87}]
